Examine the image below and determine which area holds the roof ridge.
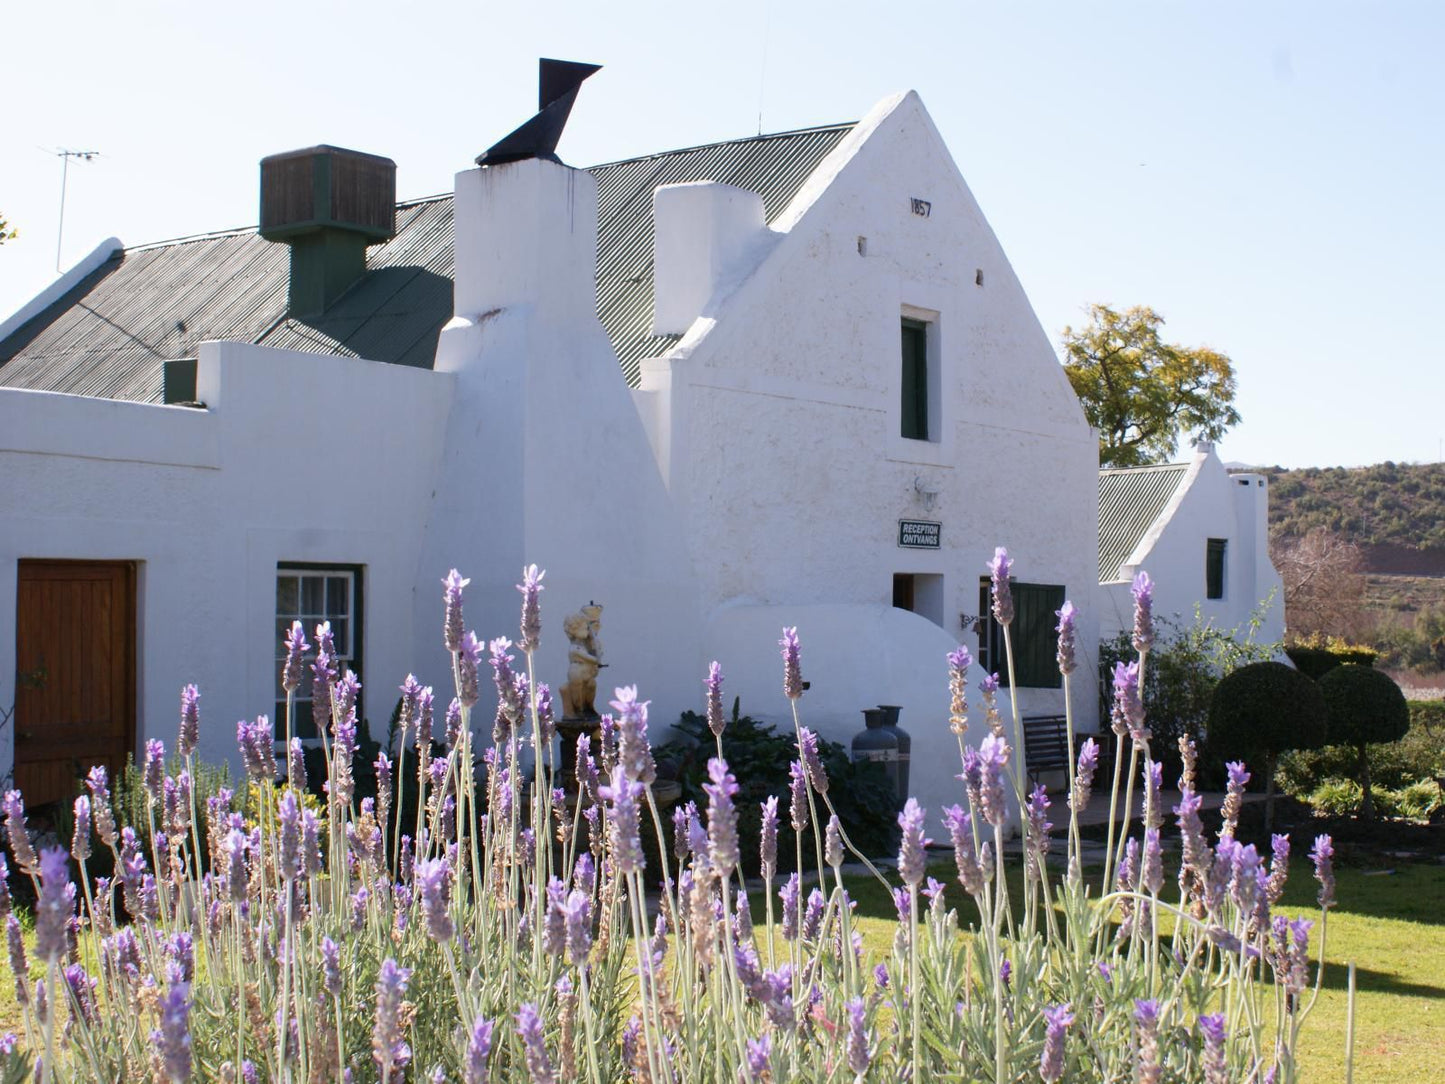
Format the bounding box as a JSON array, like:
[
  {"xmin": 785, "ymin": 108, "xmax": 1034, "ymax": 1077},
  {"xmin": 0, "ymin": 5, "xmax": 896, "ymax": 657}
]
[
  {"xmin": 1099, "ymin": 462, "xmax": 1188, "ymax": 476},
  {"xmin": 582, "ymin": 121, "xmax": 858, "ymax": 171}
]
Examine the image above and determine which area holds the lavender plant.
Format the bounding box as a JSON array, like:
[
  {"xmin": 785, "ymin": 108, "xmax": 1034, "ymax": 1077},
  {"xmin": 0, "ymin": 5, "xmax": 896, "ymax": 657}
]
[{"xmin": 0, "ymin": 555, "xmax": 1338, "ymax": 1083}]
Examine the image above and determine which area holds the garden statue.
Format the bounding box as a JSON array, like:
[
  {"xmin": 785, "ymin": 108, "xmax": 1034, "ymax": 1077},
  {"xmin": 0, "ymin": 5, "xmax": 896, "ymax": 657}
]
[{"xmin": 560, "ymin": 603, "xmax": 604, "ymax": 719}]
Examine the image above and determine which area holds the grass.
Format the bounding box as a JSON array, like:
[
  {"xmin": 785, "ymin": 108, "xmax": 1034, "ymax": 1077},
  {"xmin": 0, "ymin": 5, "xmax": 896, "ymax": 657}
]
[{"xmin": 2, "ymin": 857, "xmax": 1440, "ymax": 1081}]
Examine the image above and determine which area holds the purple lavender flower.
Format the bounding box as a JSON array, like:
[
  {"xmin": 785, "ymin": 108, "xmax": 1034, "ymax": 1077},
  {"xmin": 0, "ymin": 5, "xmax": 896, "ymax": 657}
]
[
  {"xmin": 279, "ymin": 623, "xmax": 308, "ymax": 702},
  {"xmin": 1231, "ymin": 843, "xmax": 1263, "ymax": 918},
  {"xmin": 948, "ymin": 644, "xmax": 972, "ymax": 735},
  {"xmin": 802, "ymin": 888, "xmax": 825, "ymax": 942},
  {"xmin": 1119, "ymin": 838, "xmax": 1140, "ymax": 893},
  {"xmin": 759, "ymin": 971, "xmax": 795, "ymax": 1030},
  {"xmin": 1198, "ymin": 1013, "xmax": 1227, "ymax": 1084},
  {"xmin": 988, "ymin": 547, "xmax": 1014, "ymax": 626},
  {"xmin": 704, "ymin": 758, "xmax": 740, "ymax": 876},
  {"xmin": 416, "ymin": 858, "xmax": 454, "ymax": 943},
  {"xmin": 443, "ymin": 569, "xmax": 469, "ymax": 654},
  {"xmin": 1175, "ymin": 788, "xmax": 1211, "ymax": 892},
  {"xmin": 178, "ymin": 683, "xmax": 202, "ymax": 757},
  {"xmin": 759, "ymin": 796, "xmax": 779, "ymax": 877},
  {"xmin": 71, "ymin": 795, "xmax": 91, "ymax": 863},
  {"xmin": 1144, "ymin": 759, "xmax": 1164, "ymax": 829},
  {"xmin": 457, "ymin": 631, "xmax": 483, "ymax": 709},
  {"xmin": 599, "ymin": 772, "xmax": 645, "ymax": 875},
  {"xmin": 978, "ymin": 733, "xmax": 1010, "ymax": 828},
  {"xmin": 464, "ymin": 1016, "xmax": 494, "ymax": 1084},
  {"xmin": 1071, "ymin": 738, "xmax": 1100, "ymax": 813},
  {"xmin": 610, "ymin": 686, "xmax": 657, "ymax": 785},
  {"xmin": 999, "ymin": 957, "xmax": 1012, "ymax": 987},
  {"xmin": 1052, "ymin": 600, "xmax": 1079, "ymax": 678},
  {"xmin": 797, "ymin": 727, "xmax": 829, "ymax": 796},
  {"xmin": 1112, "ymin": 661, "xmax": 1147, "ymax": 742},
  {"xmin": 780, "ymin": 627, "xmax": 804, "ymax": 701},
  {"xmin": 6, "ymin": 916, "xmax": 27, "ymax": 1006},
  {"xmin": 1131, "ymin": 571, "xmax": 1155, "ymax": 654},
  {"xmin": 897, "ymin": 798, "xmax": 927, "ymax": 886},
  {"xmin": 943, "ymin": 804, "xmax": 984, "ymax": 896},
  {"xmin": 224, "ymin": 829, "xmax": 248, "ymax": 903},
  {"xmin": 64, "ymin": 963, "xmax": 97, "ymax": 1027},
  {"xmin": 517, "ymin": 564, "xmax": 544, "ymax": 652},
  {"xmin": 311, "ymin": 622, "xmax": 339, "ymax": 735},
  {"xmin": 252, "ymin": 716, "xmax": 278, "ymax": 780},
  {"xmin": 562, "ymin": 890, "xmax": 593, "ymax": 966},
  {"xmin": 1025, "ymin": 785, "xmax": 1052, "ymax": 882},
  {"xmin": 788, "ymin": 761, "xmax": 809, "ymax": 832},
  {"xmin": 1040, "ymin": 1004, "xmax": 1074, "ymax": 1083},
  {"xmin": 1134, "ymin": 1000, "xmax": 1160, "ymax": 1084},
  {"xmin": 780, "ymin": 874, "xmax": 800, "ymax": 941},
  {"xmin": 302, "ymin": 808, "xmax": 322, "ymax": 878},
  {"xmin": 704, "ymin": 661, "xmax": 726, "ymax": 737},
  {"xmin": 846, "ymin": 997, "xmax": 871, "ymax": 1076},
  {"xmin": 1142, "ymin": 828, "xmax": 1164, "ymax": 896},
  {"xmin": 515, "ymin": 1002, "xmax": 555, "ymax": 1084},
  {"xmin": 1266, "ymin": 833, "xmax": 1291, "ymax": 907},
  {"xmin": 535, "ymin": 683, "xmax": 556, "ymax": 748},
  {"xmin": 373, "ymin": 958, "xmax": 413, "ymax": 1074},
  {"xmin": 167, "ymin": 932, "xmax": 194, "ymax": 984},
  {"xmin": 143, "ymin": 739, "xmax": 167, "ymax": 800},
  {"xmin": 277, "ymin": 790, "xmax": 300, "ymax": 880},
  {"xmin": 84, "ymin": 768, "xmax": 118, "ymax": 849},
  {"xmin": 1311, "ymin": 835, "xmax": 1335, "ymax": 910},
  {"xmin": 490, "ymin": 638, "xmax": 520, "ymax": 722},
  {"xmin": 321, "ymin": 937, "xmax": 342, "ymax": 997},
  {"xmin": 745, "ymin": 1034, "xmax": 771, "ymax": 1082},
  {"xmin": 1220, "ymin": 762, "xmax": 1250, "ymax": 840},
  {"xmin": 154, "ymin": 981, "xmax": 192, "ymax": 1082},
  {"xmin": 825, "ymin": 814, "xmax": 844, "ymax": 869},
  {"xmin": 35, "ymin": 848, "xmax": 73, "ymax": 963}
]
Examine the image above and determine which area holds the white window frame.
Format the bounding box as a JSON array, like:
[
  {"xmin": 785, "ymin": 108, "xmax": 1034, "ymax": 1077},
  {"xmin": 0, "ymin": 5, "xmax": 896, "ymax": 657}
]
[{"xmin": 276, "ymin": 564, "xmax": 360, "ymax": 739}]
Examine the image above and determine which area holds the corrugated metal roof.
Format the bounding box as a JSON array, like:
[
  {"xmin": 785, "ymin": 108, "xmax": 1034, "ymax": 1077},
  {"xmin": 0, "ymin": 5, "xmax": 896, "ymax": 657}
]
[
  {"xmin": 1098, "ymin": 463, "xmax": 1190, "ymax": 581},
  {"xmin": 0, "ymin": 123, "xmax": 854, "ymax": 402}
]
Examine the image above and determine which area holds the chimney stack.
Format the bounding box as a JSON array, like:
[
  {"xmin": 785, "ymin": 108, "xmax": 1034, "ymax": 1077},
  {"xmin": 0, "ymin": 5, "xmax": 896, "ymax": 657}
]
[{"xmin": 259, "ymin": 145, "xmax": 396, "ymax": 317}]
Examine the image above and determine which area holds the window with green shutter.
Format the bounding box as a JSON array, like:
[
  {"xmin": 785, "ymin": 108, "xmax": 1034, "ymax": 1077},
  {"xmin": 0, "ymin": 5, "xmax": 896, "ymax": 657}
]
[
  {"xmin": 901, "ymin": 318, "xmax": 928, "ymax": 440},
  {"xmin": 977, "ymin": 578, "xmax": 1066, "ymax": 688}
]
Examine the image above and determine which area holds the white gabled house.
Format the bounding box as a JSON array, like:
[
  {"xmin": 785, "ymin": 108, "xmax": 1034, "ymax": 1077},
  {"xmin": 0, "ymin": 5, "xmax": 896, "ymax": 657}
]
[
  {"xmin": 0, "ymin": 84, "xmax": 1102, "ymax": 822},
  {"xmin": 1097, "ymin": 441, "xmax": 1286, "ymax": 647}
]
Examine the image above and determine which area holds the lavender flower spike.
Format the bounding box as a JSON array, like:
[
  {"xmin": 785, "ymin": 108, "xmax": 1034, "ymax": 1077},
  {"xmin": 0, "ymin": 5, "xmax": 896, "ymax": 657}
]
[
  {"xmin": 704, "ymin": 757, "xmax": 741, "ymax": 876},
  {"xmin": 947, "ymin": 645, "xmax": 972, "ymax": 735},
  {"xmin": 599, "ymin": 773, "xmax": 646, "ymax": 875},
  {"xmin": 516, "ymin": 564, "xmax": 545, "ymax": 652},
  {"xmin": 1040, "ymin": 1004, "xmax": 1074, "ymax": 1083},
  {"xmin": 1198, "ymin": 1013, "xmax": 1228, "ymax": 1084},
  {"xmin": 1112, "ymin": 660, "xmax": 1148, "ymax": 742},
  {"xmin": 143, "ymin": 739, "xmax": 167, "ymax": 800},
  {"xmin": 372, "ymin": 958, "xmax": 413, "ymax": 1075},
  {"xmin": 515, "ymin": 1002, "xmax": 556, "ymax": 1084},
  {"xmin": 978, "ymin": 733, "xmax": 1011, "ymax": 828},
  {"xmin": 1311, "ymin": 835, "xmax": 1335, "ymax": 910},
  {"xmin": 788, "ymin": 761, "xmax": 809, "ymax": 832},
  {"xmin": 179, "ymin": 683, "xmax": 202, "ymax": 757},
  {"xmin": 1055, "ymin": 601, "xmax": 1078, "ymax": 676},
  {"xmin": 846, "ymin": 997, "xmax": 871, "ymax": 1077},
  {"xmin": 797, "ymin": 727, "xmax": 829, "ymax": 795},
  {"xmin": 458, "ymin": 631, "xmax": 483, "ymax": 709},
  {"xmin": 943, "ymin": 804, "xmax": 984, "ymax": 896},
  {"xmin": 416, "ymin": 858, "xmax": 455, "ymax": 943},
  {"xmin": 780, "ymin": 627, "xmax": 804, "ymax": 700},
  {"xmin": 1134, "ymin": 999, "xmax": 1161, "ymax": 1084},
  {"xmin": 897, "ymin": 799, "xmax": 927, "ymax": 886},
  {"xmin": 1131, "ymin": 571, "xmax": 1155, "ymax": 654},
  {"xmin": 155, "ymin": 982, "xmax": 193, "ymax": 1082},
  {"xmin": 988, "ymin": 547, "xmax": 1014, "ymax": 626},
  {"xmin": 71, "ymin": 795, "xmax": 92, "ymax": 863},
  {"xmin": 442, "ymin": 569, "xmax": 470, "ymax": 654},
  {"xmin": 464, "ymin": 1016, "xmax": 494, "ymax": 1084},
  {"xmin": 704, "ymin": 661, "xmax": 726, "ymax": 738},
  {"xmin": 1071, "ymin": 738, "xmax": 1100, "ymax": 813},
  {"xmin": 35, "ymin": 847, "xmax": 74, "ymax": 963},
  {"xmin": 759, "ymin": 796, "xmax": 779, "ymax": 877},
  {"xmin": 824, "ymin": 814, "xmax": 843, "ymax": 869}
]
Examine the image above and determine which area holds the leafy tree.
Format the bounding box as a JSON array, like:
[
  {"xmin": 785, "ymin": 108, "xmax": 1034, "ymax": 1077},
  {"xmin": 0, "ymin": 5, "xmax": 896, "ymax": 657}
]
[
  {"xmin": 1062, "ymin": 304, "xmax": 1240, "ymax": 468},
  {"xmin": 1208, "ymin": 661, "xmax": 1327, "ymax": 832},
  {"xmin": 0, "ymin": 214, "xmax": 15, "ymax": 245},
  {"xmin": 1318, "ymin": 663, "xmax": 1410, "ymax": 821}
]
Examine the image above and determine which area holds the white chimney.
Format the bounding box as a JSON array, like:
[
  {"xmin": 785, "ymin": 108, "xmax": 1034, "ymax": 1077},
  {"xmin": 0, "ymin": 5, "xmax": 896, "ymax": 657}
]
[
  {"xmin": 651, "ymin": 181, "xmax": 766, "ymax": 336},
  {"xmin": 451, "ymin": 158, "xmax": 598, "ymax": 326}
]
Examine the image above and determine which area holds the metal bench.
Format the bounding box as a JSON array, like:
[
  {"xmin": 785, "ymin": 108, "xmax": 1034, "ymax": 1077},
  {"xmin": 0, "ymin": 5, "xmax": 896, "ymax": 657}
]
[{"xmin": 1021, "ymin": 714, "xmax": 1070, "ymax": 788}]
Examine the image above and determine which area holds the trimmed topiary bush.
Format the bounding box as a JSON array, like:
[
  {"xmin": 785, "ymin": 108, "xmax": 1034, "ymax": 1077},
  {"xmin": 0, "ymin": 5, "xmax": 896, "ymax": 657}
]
[
  {"xmin": 1208, "ymin": 661, "xmax": 1328, "ymax": 831},
  {"xmin": 1319, "ymin": 663, "xmax": 1411, "ymax": 821}
]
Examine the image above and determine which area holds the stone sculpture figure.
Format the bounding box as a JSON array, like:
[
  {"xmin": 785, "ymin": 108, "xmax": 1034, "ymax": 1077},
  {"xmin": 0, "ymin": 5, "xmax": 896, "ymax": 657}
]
[{"xmin": 560, "ymin": 603, "xmax": 604, "ymax": 719}]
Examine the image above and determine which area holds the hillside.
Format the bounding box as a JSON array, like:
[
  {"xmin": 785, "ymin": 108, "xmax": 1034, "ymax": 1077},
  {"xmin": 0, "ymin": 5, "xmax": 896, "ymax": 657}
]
[{"xmin": 1261, "ymin": 462, "xmax": 1445, "ymax": 559}]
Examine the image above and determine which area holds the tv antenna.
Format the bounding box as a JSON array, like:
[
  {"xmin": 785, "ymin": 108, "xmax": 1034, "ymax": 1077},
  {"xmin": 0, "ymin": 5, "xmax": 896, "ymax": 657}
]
[{"xmin": 49, "ymin": 148, "xmax": 101, "ymax": 271}]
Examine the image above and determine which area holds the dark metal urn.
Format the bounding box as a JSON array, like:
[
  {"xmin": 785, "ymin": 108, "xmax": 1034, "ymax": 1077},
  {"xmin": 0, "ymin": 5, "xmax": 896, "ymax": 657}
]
[
  {"xmin": 852, "ymin": 708, "xmax": 903, "ymax": 801},
  {"xmin": 875, "ymin": 705, "xmax": 912, "ymax": 801}
]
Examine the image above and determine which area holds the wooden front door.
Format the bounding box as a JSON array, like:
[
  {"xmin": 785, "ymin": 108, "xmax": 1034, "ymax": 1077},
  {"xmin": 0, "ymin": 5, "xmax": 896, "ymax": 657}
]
[{"xmin": 14, "ymin": 561, "xmax": 136, "ymax": 807}]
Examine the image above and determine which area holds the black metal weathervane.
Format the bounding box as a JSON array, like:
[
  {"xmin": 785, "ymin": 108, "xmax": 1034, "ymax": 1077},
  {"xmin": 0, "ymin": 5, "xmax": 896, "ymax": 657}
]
[{"xmin": 475, "ymin": 59, "xmax": 602, "ymax": 167}]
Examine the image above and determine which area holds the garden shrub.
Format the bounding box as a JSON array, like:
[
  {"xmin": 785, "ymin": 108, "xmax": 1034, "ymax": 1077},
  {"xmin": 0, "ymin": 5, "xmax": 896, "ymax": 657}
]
[
  {"xmin": 1284, "ymin": 633, "xmax": 1379, "ymax": 681},
  {"xmin": 1319, "ymin": 664, "xmax": 1411, "ymax": 820},
  {"xmin": 1208, "ymin": 661, "xmax": 1328, "ymax": 830},
  {"xmin": 1099, "ymin": 608, "xmax": 1279, "ymax": 786},
  {"xmin": 668, "ymin": 703, "xmax": 901, "ymax": 876},
  {"xmin": 1278, "ymin": 708, "xmax": 1445, "ymax": 802}
]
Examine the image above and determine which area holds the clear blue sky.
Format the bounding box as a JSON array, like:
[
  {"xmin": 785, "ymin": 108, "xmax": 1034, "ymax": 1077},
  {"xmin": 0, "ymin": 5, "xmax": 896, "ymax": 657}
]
[{"xmin": 3, "ymin": 1, "xmax": 1440, "ymax": 469}]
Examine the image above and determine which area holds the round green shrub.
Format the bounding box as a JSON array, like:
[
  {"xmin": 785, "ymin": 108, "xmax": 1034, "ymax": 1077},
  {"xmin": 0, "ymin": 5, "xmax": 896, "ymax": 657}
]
[
  {"xmin": 1319, "ymin": 664, "xmax": 1410, "ymax": 749},
  {"xmin": 1208, "ymin": 661, "xmax": 1328, "ymax": 764}
]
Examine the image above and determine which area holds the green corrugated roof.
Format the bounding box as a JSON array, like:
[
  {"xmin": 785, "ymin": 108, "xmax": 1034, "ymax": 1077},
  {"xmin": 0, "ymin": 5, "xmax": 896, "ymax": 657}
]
[
  {"xmin": 0, "ymin": 123, "xmax": 855, "ymax": 402},
  {"xmin": 1098, "ymin": 463, "xmax": 1189, "ymax": 581}
]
